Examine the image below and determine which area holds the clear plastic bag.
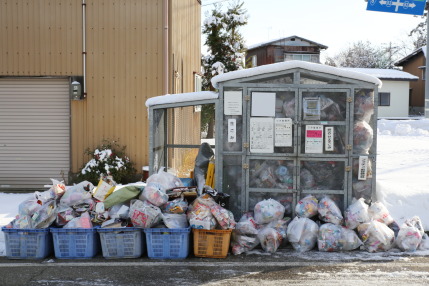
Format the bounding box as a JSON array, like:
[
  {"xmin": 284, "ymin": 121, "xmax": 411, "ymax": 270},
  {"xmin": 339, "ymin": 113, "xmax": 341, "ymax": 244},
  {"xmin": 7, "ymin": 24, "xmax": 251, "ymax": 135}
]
[
  {"xmin": 353, "ymin": 120, "xmax": 373, "ymax": 154},
  {"xmin": 344, "ymin": 198, "xmax": 370, "ymax": 230},
  {"xmin": 60, "ymin": 181, "xmax": 94, "ymax": 207},
  {"xmin": 357, "ymin": 220, "xmax": 395, "ymax": 252},
  {"xmin": 368, "ymin": 201, "xmax": 394, "ymax": 225},
  {"xmin": 396, "ymin": 223, "xmax": 422, "ymax": 252},
  {"xmin": 163, "ymin": 196, "xmax": 188, "ymax": 214},
  {"xmin": 140, "ymin": 182, "xmax": 169, "ymax": 207},
  {"xmin": 235, "ymin": 212, "xmax": 259, "ymax": 235},
  {"xmin": 254, "ymin": 198, "xmax": 285, "ymax": 225},
  {"xmin": 287, "ymin": 216, "xmax": 319, "ymax": 252},
  {"xmin": 63, "ymin": 211, "xmax": 93, "ymax": 228},
  {"xmin": 231, "ymin": 231, "xmax": 260, "ymax": 255},
  {"xmin": 318, "ymin": 196, "xmax": 343, "ymax": 225},
  {"xmin": 188, "ymin": 199, "xmax": 217, "ymax": 230},
  {"xmin": 318, "ymin": 223, "xmax": 362, "ymax": 252},
  {"xmin": 146, "ymin": 168, "xmax": 184, "ymax": 191},
  {"xmin": 129, "ymin": 199, "xmax": 162, "ymax": 228},
  {"xmin": 162, "ymin": 213, "xmax": 189, "ymax": 229},
  {"xmin": 295, "ymin": 195, "xmax": 318, "ymax": 218},
  {"xmin": 210, "ymin": 204, "xmax": 236, "ymax": 230},
  {"xmin": 257, "ymin": 227, "xmax": 283, "ymax": 253}
]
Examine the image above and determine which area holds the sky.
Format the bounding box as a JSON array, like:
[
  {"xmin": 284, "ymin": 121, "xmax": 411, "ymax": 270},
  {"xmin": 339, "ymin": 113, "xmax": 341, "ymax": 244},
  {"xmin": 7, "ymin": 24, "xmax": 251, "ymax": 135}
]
[
  {"xmin": 2, "ymin": 118, "xmax": 429, "ymax": 256},
  {"xmin": 201, "ymin": 0, "xmax": 426, "ymax": 60}
]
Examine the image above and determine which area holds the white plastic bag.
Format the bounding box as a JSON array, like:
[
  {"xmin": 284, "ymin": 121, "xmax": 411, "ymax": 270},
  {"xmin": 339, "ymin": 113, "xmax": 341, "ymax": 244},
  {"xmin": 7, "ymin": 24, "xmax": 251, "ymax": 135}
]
[
  {"xmin": 140, "ymin": 182, "xmax": 168, "ymax": 207},
  {"xmin": 231, "ymin": 232, "xmax": 260, "ymax": 255},
  {"xmin": 162, "ymin": 213, "xmax": 189, "ymax": 229},
  {"xmin": 295, "ymin": 195, "xmax": 318, "ymax": 218},
  {"xmin": 146, "ymin": 168, "xmax": 184, "ymax": 190},
  {"xmin": 257, "ymin": 227, "xmax": 283, "ymax": 253},
  {"xmin": 344, "ymin": 198, "xmax": 370, "ymax": 230},
  {"xmin": 357, "ymin": 220, "xmax": 395, "ymax": 252},
  {"xmin": 210, "ymin": 204, "xmax": 236, "ymax": 230},
  {"xmin": 63, "ymin": 211, "xmax": 93, "ymax": 228},
  {"xmin": 396, "ymin": 223, "xmax": 422, "ymax": 252},
  {"xmin": 318, "ymin": 196, "xmax": 343, "ymax": 225},
  {"xmin": 368, "ymin": 201, "xmax": 394, "ymax": 225},
  {"xmin": 129, "ymin": 199, "xmax": 162, "ymax": 228},
  {"xmin": 254, "ymin": 199, "xmax": 285, "ymax": 224},
  {"xmin": 318, "ymin": 223, "xmax": 362, "ymax": 252},
  {"xmin": 60, "ymin": 181, "xmax": 94, "ymax": 207},
  {"xmin": 287, "ymin": 216, "xmax": 319, "ymax": 252}
]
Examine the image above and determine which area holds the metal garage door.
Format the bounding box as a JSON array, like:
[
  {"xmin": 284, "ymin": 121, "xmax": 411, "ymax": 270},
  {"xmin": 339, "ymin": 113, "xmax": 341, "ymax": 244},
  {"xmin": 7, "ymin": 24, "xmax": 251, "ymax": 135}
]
[{"xmin": 0, "ymin": 78, "xmax": 70, "ymax": 190}]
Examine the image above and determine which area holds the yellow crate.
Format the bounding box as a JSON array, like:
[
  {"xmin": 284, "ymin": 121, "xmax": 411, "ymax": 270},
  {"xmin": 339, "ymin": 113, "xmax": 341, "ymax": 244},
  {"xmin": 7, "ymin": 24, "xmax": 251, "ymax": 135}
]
[{"xmin": 192, "ymin": 229, "xmax": 232, "ymax": 258}]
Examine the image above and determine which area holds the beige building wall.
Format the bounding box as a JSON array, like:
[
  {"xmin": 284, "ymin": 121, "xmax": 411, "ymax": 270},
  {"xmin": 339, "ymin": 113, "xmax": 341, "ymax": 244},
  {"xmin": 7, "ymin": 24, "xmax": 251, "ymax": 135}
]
[{"xmin": 0, "ymin": 0, "xmax": 201, "ymax": 182}]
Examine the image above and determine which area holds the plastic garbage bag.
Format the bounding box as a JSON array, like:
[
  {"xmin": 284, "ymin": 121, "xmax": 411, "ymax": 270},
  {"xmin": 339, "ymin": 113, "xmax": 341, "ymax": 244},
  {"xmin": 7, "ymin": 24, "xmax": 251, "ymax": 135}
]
[
  {"xmin": 162, "ymin": 213, "xmax": 189, "ymax": 229},
  {"xmin": 257, "ymin": 227, "xmax": 283, "ymax": 253},
  {"xmin": 254, "ymin": 198, "xmax": 285, "ymax": 225},
  {"xmin": 129, "ymin": 199, "xmax": 162, "ymax": 228},
  {"xmin": 103, "ymin": 185, "xmax": 141, "ymax": 209},
  {"xmin": 354, "ymin": 89, "xmax": 374, "ymax": 123},
  {"xmin": 295, "ymin": 195, "xmax": 318, "ymax": 218},
  {"xmin": 18, "ymin": 195, "xmax": 43, "ymax": 217},
  {"xmin": 63, "ymin": 211, "xmax": 93, "ymax": 228},
  {"xmin": 318, "ymin": 223, "xmax": 363, "ymax": 252},
  {"xmin": 318, "ymin": 196, "xmax": 343, "ymax": 225},
  {"xmin": 357, "ymin": 220, "xmax": 395, "ymax": 252},
  {"xmin": 163, "ymin": 196, "xmax": 188, "ymax": 214},
  {"xmin": 266, "ymin": 218, "xmax": 289, "ymax": 247},
  {"xmin": 287, "ymin": 216, "xmax": 319, "ymax": 252},
  {"xmin": 193, "ymin": 143, "xmax": 214, "ymax": 193},
  {"xmin": 353, "ymin": 120, "xmax": 373, "ymax": 154},
  {"xmin": 108, "ymin": 204, "xmax": 130, "ymax": 219},
  {"xmin": 419, "ymin": 233, "xmax": 429, "ymax": 250},
  {"xmin": 60, "ymin": 181, "xmax": 94, "ymax": 207},
  {"xmin": 56, "ymin": 205, "xmax": 78, "ymax": 226},
  {"xmin": 396, "ymin": 222, "xmax": 422, "ymax": 252},
  {"xmin": 146, "ymin": 168, "xmax": 184, "ymax": 191},
  {"xmin": 344, "ymin": 198, "xmax": 370, "ymax": 230},
  {"xmin": 300, "ymin": 168, "xmax": 316, "ymax": 189},
  {"xmin": 140, "ymin": 182, "xmax": 169, "ymax": 207},
  {"xmin": 368, "ymin": 201, "xmax": 394, "ymax": 225},
  {"xmin": 210, "ymin": 204, "xmax": 236, "ymax": 230},
  {"xmin": 235, "ymin": 212, "xmax": 259, "ymax": 235},
  {"xmin": 188, "ymin": 198, "xmax": 217, "ymax": 230},
  {"xmin": 92, "ymin": 179, "xmax": 115, "ymax": 202},
  {"xmin": 231, "ymin": 231, "xmax": 260, "ymax": 255}
]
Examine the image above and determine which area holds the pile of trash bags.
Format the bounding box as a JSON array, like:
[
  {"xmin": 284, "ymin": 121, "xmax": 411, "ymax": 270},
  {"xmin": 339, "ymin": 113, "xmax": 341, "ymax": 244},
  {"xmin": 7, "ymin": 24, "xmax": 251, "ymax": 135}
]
[
  {"xmin": 5, "ymin": 168, "xmax": 236, "ymax": 233},
  {"xmin": 230, "ymin": 195, "xmax": 429, "ymax": 254}
]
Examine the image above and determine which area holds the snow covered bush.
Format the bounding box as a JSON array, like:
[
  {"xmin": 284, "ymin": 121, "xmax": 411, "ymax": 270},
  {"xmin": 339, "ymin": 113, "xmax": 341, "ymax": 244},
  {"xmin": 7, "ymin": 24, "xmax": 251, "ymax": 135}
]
[{"xmin": 77, "ymin": 140, "xmax": 136, "ymax": 185}]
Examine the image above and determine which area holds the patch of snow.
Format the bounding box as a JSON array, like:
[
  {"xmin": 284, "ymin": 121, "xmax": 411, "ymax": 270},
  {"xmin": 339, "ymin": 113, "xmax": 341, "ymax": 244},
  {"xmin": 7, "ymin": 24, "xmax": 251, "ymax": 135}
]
[{"xmin": 145, "ymin": 91, "xmax": 219, "ymax": 107}]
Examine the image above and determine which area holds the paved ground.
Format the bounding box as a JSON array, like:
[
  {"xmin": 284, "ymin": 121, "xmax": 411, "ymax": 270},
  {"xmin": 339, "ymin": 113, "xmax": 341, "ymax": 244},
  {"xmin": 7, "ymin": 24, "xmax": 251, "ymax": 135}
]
[{"xmin": 1, "ymin": 249, "xmax": 429, "ymax": 285}]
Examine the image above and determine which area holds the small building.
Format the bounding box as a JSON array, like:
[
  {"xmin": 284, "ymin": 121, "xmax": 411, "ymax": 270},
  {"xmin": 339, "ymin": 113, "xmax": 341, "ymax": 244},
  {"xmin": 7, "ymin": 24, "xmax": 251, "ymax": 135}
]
[
  {"xmin": 395, "ymin": 46, "xmax": 426, "ymax": 115},
  {"xmin": 341, "ymin": 68, "xmax": 418, "ymax": 118},
  {"xmin": 0, "ymin": 0, "xmax": 202, "ymax": 190},
  {"xmin": 246, "ymin": 35, "xmax": 328, "ymax": 67},
  {"xmin": 148, "ymin": 61, "xmax": 380, "ymax": 217}
]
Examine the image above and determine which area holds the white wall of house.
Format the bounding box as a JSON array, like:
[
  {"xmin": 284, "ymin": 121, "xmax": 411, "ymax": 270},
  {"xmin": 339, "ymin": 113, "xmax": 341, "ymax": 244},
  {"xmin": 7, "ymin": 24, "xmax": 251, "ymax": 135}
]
[{"xmin": 377, "ymin": 81, "xmax": 410, "ymax": 118}]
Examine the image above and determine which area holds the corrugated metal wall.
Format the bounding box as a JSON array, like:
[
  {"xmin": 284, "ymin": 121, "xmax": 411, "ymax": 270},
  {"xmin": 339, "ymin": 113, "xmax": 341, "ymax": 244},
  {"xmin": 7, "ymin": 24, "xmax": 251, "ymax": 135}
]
[
  {"xmin": 0, "ymin": 0, "xmax": 201, "ymax": 183},
  {"xmin": 0, "ymin": 78, "xmax": 70, "ymax": 189}
]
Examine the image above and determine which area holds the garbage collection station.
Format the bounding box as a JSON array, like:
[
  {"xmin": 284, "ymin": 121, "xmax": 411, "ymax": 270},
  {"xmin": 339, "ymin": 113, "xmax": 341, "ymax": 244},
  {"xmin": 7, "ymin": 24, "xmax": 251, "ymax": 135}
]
[{"xmin": 147, "ymin": 60, "xmax": 381, "ymax": 218}]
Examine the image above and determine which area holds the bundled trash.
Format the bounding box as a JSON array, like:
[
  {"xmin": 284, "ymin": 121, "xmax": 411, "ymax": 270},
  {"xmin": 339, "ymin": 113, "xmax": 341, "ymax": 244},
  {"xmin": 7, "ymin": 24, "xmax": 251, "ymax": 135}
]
[
  {"xmin": 254, "ymin": 198, "xmax": 285, "ymax": 225},
  {"xmin": 231, "ymin": 212, "xmax": 260, "ymax": 255},
  {"xmin": 357, "ymin": 220, "xmax": 395, "ymax": 252},
  {"xmin": 317, "ymin": 223, "xmax": 362, "ymax": 252},
  {"xmin": 396, "ymin": 216, "xmax": 424, "ymax": 252},
  {"xmin": 318, "ymin": 196, "xmax": 343, "ymax": 225},
  {"xmin": 353, "ymin": 120, "xmax": 373, "ymax": 154},
  {"xmin": 344, "ymin": 198, "xmax": 370, "ymax": 230},
  {"xmin": 295, "ymin": 195, "xmax": 318, "ymax": 218},
  {"xmin": 287, "ymin": 216, "xmax": 319, "ymax": 252}
]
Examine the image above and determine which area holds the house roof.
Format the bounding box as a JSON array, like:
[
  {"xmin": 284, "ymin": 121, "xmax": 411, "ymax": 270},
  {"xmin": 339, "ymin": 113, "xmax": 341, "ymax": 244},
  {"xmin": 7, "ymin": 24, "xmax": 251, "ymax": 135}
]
[
  {"xmin": 395, "ymin": 46, "xmax": 426, "ymax": 66},
  {"xmin": 247, "ymin": 35, "xmax": 328, "ymax": 50},
  {"xmin": 211, "ymin": 60, "xmax": 382, "ymax": 88},
  {"xmin": 340, "ymin": 68, "xmax": 419, "ymax": 81}
]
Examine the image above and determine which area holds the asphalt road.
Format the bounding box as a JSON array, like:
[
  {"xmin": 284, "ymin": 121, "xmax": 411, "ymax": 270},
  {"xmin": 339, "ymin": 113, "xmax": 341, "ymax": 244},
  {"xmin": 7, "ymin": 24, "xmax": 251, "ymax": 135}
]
[{"xmin": 1, "ymin": 250, "xmax": 429, "ymax": 286}]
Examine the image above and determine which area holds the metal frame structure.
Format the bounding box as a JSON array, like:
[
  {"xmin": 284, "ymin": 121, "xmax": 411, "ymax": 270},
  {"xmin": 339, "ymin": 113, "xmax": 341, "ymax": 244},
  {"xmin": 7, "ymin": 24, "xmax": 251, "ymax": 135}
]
[{"xmin": 148, "ymin": 64, "xmax": 379, "ymax": 218}]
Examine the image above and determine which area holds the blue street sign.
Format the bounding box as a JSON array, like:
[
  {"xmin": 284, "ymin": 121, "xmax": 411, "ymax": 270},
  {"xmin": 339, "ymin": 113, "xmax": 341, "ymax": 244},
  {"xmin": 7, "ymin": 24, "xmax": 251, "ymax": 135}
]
[{"xmin": 367, "ymin": 0, "xmax": 426, "ymax": 16}]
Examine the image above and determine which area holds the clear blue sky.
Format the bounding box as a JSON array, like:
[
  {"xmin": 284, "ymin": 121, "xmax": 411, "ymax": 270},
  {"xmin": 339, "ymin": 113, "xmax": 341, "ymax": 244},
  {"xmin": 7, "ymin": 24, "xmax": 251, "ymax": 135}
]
[{"xmin": 202, "ymin": 0, "xmax": 425, "ymax": 59}]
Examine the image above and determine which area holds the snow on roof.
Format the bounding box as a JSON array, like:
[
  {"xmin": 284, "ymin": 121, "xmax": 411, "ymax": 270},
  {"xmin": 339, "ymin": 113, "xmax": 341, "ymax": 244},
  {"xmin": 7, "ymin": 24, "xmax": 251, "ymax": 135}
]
[
  {"xmin": 340, "ymin": 68, "xmax": 418, "ymax": 81},
  {"xmin": 145, "ymin": 91, "xmax": 218, "ymax": 107},
  {"xmin": 248, "ymin": 35, "xmax": 328, "ymax": 50},
  {"xmin": 211, "ymin": 60, "xmax": 382, "ymax": 88}
]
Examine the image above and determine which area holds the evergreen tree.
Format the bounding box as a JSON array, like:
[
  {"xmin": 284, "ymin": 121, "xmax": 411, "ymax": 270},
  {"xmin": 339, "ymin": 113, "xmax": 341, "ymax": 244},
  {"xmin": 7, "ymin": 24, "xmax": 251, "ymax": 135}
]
[{"xmin": 201, "ymin": 1, "xmax": 247, "ymax": 137}]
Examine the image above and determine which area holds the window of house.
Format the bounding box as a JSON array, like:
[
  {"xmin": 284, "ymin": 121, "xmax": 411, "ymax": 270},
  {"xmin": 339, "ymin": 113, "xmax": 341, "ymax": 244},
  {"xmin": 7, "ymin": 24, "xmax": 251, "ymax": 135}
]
[
  {"xmin": 284, "ymin": 53, "xmax": 319, "ymax": 63},
  {"xmin": 251, "ymin": 55, "xmax": 257, "ymax": 67},
  {"xmin": 379, "ymin": 92, "xmax": 390, "ymax": 106}
]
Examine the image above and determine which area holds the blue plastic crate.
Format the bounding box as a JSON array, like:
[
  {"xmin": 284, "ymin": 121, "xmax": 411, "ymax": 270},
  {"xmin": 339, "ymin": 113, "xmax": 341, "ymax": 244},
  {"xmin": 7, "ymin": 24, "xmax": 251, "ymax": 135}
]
[
  {"xmin": 50, "ymin": 228, "xmax": 100, "ymax": 259},
  {"xmin": 144, "ymin": 227, "xmax": 190, "ymax": 259},
  {"xmin": 97, "ymin": 227, "xmax": 145, "ymax": 259},
  {"xmin": 1, "ymin": 226, "xmax": 53, "ymax": 259}
]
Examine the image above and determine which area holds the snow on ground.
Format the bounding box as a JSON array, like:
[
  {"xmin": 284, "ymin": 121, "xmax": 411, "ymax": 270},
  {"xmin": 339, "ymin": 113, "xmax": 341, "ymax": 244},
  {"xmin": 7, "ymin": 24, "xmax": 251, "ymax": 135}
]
[{"xmin": 1, "ymin": 118, "xmax": 429, "ymax": 257}]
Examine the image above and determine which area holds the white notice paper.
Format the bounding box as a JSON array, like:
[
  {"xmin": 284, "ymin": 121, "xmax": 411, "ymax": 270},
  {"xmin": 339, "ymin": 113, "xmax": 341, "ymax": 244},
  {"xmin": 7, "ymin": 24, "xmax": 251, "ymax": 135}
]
[
  {"xmin": 305, "ymin": 125, "xmax": 323, "ymax": 154},
  {"xmin": 227, "ymin": 119, "xmax": 236, "ymax": 143},
  {"xmin": 250, "ymin": 117, "xmax": 274, "ymax": 153},
  {"xmin": 251, "ymin": 92, "xmax": 276, "ymax": 117},
  {"xmin": 358, "ymin": 156, "xmax": 369, "ymax": 180},
  {"xmin": 224, "ymin": 91, "xmax": 242, "ymax": 115},
  {"xmin": 275, "ymin": 118, "xmax": 293, "ymax": 147},
  {"xmin": 325, "ymin": 126, "xmax": 334, "ymax": 151}
]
